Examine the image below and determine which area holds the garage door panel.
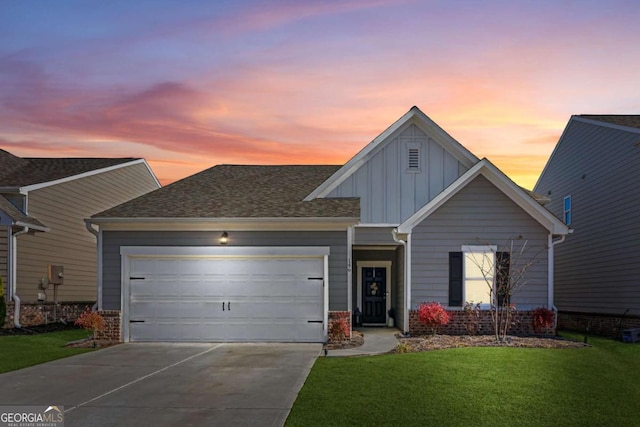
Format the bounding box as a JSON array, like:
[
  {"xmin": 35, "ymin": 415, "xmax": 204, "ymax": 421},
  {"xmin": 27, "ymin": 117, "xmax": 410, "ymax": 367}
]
[{"xmin": 127, "ymin": 255, "xmax": 325, "ymax": 342}]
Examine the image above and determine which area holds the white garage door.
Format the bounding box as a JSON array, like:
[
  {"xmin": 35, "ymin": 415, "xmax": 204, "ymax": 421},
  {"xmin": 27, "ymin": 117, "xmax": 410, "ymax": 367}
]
[{"xmin": 122, "ymin": 247, "xmax": 328, "ymax": 343}]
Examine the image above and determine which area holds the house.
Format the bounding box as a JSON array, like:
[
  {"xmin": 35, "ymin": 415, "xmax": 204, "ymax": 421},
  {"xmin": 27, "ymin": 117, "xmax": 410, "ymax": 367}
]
[
  {"xmin": 534, "ymin": 115, "xmax": 640, "ymax": 337},
  {"xmin": 0, "ymin": 149, "xmax": 160, "ymax": 327},
  {"xmin": 88, "ymin": 107, "xmax": 569, "ymax": 343}
]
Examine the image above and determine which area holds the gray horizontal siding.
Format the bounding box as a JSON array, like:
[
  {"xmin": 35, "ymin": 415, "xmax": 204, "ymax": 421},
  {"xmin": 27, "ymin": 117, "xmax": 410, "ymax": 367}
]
[
  {"xmin": 411, "ymin": 175, "xmax": 550, "ymax": 309},
  {"xmin": 102, "ymin": 230, "xmax": 348, "ymax": 311},
  {"xmin": 535, "ymin": 119, "xmax": 640, "ymax": 315}
]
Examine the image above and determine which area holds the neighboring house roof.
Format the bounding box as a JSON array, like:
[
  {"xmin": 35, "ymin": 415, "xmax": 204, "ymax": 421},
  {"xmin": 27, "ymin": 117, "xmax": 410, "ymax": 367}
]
[
  {"xmin": 0, "ymin": 195, "xmax": 48, "ymax": 231},
  {"xmin": 93, "ymin": 165, "xmax": 360, "ymax": 219},
  {"xmin": 397, "ymin": 158, "xmax": 570, "ymax": 235},
  {"xmin": 577, "ymin": 115, "xmax": 640, "ymax": 131},
  {"xmin": 0, "ymin": 150, "xmax": 140, "ymax": 188},
  {"xmin": 304, "ymin": 106, "xmax": 479, "ymax": 201}
]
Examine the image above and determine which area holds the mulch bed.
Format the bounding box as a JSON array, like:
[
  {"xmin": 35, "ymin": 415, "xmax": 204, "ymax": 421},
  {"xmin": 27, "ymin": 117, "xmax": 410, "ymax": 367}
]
[
  {"xmin": 64, "ymin": 337, "xmax": 120, "ymax": 349},
  {"xmin": 395, "ymin": 334, "xmax": 589, "ymax": 353},
  {"xmin": 324, "ymin": 331, "xmax": 589, "ymax": 353},
  {"xmin": 324, "ymin": 330, "xmax": 365, "ymax": 350}
]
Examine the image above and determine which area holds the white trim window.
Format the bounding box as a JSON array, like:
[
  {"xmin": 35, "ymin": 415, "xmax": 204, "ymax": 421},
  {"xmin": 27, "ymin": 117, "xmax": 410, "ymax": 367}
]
[
  {"xmin": 462, "ymin": 245, "xmax": 497, "ymax": 306},
  {"xmin": 563, "ymin": 195, "xmax": 572, "ymax": 225}
]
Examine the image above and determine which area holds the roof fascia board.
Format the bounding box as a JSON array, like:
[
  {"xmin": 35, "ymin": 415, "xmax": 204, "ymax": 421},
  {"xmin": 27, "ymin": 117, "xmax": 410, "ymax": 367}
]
[
  {"xmin": 15, "ymin": 221, "xmax": 50, "ymax": 232},
  {"xmin": 478, "ymin": 161, "xmax": 570, "ymax": 235},
  {"xmin": 89, "ymin": 217, "xmax": 359, "ymax": 232},
  {"xmin": 304, "ymin": 107, "xmax": 479, "ymax": 201},
  {"xmin": 398, "ymin": 159, "xmax": 569, "ymax": 235},
  {"xmin": 21, "ymin": 159, "xmax": 160, "ymax": 192},
  {"xmin": 573, "ymin": 116, "xmax": 640, "ymax": 135}
]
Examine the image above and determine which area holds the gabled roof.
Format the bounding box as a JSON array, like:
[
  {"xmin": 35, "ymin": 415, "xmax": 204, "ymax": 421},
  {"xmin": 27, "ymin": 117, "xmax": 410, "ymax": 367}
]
[
  {"xmin": 304, "ymin": 106, "xmax": 479, "ymax": 201},
  {"xmin": 0, "ymin": 149, "xmax": 145, "ymax": 189},
  {"xmin": 92, "ymin": 165, "xmax": 360, "ymax": 219},
  {"xmin": 397, "ymin": 158, "xmax": 570, "ymax": 235},
  {"xmin": 0, "ymin": 195, "xmax": 48, "ymax": 231},
  {"xmin": 577, "ymin": 115, "xmax": 640, "ymax": 131}
]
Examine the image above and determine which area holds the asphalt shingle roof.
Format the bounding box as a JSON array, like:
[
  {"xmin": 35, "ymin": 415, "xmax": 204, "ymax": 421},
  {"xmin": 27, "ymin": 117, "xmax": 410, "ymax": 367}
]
[
  {"xmin": 94, "ymin": 165, "xmax": 360, "ymax": 219},
  {"xmin": 0, "ymin": 195, "xmax": 47, "ymax": 229},
  {"xmin": 0, "ymin": 149, "xmax": 138, "ymax": 187},
  {"xmin": 579, "ymin": 115, "xmax": 640, "ymax": 130}
]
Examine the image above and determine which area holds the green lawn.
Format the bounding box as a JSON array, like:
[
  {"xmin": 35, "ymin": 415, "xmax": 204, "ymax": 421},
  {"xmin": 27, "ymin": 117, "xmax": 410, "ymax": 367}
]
[
  {"xmin": 287, "ymin": 333, "xmax": 640, "ymax": 426},
  {"xmin": 0, "ymin": 329, "xmax": 94, "ymax": 373}
]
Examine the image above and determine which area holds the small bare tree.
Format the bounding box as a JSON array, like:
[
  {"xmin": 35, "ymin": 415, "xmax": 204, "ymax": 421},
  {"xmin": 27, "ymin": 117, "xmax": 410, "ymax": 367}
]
[{"xmin": 466, "ymin": 238, "xmax": 544, "ymax": 342}]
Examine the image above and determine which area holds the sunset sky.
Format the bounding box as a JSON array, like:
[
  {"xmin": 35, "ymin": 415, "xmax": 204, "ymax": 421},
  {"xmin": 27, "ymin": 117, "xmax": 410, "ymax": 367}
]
[{"xmin": 1, "ymin": 1, "xmax": 638, "ymax": 189}]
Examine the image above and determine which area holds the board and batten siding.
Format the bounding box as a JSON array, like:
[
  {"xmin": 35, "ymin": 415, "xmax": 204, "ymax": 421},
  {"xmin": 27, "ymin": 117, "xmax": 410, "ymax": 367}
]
[
  {"xmin": 411, "ymin": 175, "xmax": 550, "ymax": 309},
  {"xmin": 535, "ymin": 119, "xmax": 640, "ymax": 316},
  {"xmin": 327, "ymin": 124, "xmax": 468, "ymax": 224},
  {"xmin": 101, "ymin": 230, "xmax": 348, "ymax": 311},
  {"xmin": 16, "ymin": 162, "xmax": 159, "ymax": 303}
]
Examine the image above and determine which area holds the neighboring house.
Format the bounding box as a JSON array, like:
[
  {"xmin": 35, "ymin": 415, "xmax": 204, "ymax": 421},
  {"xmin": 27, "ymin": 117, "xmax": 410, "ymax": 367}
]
[
  {"xmin": 535, "ymin": 115, "xmax": 640, "ymax": 337},
  {"xmin": 88, "ymin": 107, "xmax": 569, "ymax": 343},
  {"xmin": 0, "ymin": 149, "xmax": 160, "ymax": 327}
]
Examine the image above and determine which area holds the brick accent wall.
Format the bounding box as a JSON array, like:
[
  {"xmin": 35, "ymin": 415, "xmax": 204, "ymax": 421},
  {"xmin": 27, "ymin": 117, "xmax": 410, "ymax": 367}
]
[
  {"xmin": 409, "ymin": 309, "xmax": 555, "ymax": 336},
  {"xmin": 328, "ymin": 310, "xmax": 352, "ymax": 342},
  {"xmin": 3, "ymin": 301, "xmax": 93, "ymax": 328},
  {"xmin": 558, "ymin": 311, "xmax": 640, "ymax": 339},
  {"xmin": 94, "ymin": 310, "xmax": 122, "ymax": 342}
]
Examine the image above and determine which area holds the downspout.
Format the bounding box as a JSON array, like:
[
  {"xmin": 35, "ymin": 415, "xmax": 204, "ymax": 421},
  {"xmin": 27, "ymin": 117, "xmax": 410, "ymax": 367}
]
[
  {"xmin": 392, "ymin": 229, "xmax": 410, "ymax": 334},
  {"xmin": 11, "ymin": 226, "xmax": 30, "ymax": 328},
  {"xmin": 84, "ymin": 219, "xmax": 101, "ymax": 311},
  {"xmin": 548, "ymin": 233, "xmax": 568, "ymax": 329}
]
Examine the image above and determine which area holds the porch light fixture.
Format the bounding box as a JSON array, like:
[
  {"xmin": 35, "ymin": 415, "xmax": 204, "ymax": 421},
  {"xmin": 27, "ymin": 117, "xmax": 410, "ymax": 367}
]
[{"xmin": 220, "ymin": 232, "xmax": 228, "ymax": 245}]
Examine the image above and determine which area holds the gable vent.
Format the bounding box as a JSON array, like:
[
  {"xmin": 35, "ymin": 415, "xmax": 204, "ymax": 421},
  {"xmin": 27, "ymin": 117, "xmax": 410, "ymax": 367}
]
[{"xmin": 408, "ymin": 148, "xmax": 420, "ymax": 170}]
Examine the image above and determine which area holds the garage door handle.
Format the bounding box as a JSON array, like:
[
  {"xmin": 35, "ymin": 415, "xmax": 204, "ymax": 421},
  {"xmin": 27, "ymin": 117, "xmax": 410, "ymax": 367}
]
[
  {"xmin": 307, "ymin": 320, "xmax": 323, "ymax": 323},
  {"xmin": 227, "ymin": 302, "xmax": 231, "ymax": 311},
  {"xmin": 130, "ymin": 320, "xmax": 145, "ymax": 323},
  {"xmin": 222, "ymin": 302, "xmax": 225, "ymax": 311}
]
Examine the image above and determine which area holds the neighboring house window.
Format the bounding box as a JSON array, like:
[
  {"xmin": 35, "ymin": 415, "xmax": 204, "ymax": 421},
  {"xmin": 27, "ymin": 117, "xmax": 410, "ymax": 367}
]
[
  {"xmin": 563, "ymin": 195, "xmax": 572, "ymax": 225},
  {"xmin": 449, "ymin": 246, "xmax": 508, "ymax": 307}
]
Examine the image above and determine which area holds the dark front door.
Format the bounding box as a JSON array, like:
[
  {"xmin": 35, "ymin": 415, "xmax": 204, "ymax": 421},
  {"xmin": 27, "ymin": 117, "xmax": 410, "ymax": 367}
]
[{"xmin": 362, "ymin": 267, "xmax": 386, "ymax": 324}]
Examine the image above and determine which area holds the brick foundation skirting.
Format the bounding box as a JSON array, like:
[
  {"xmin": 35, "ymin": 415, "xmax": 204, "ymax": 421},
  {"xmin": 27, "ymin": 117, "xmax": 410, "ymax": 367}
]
[
  {"xmin": 409, "ymin": 309, "xmax": 555, "ymax": 336},
  {"xmin": 3, "ymin": 301, "xmax": 93, "ymax": 328},
  {"xmin": 94, "ymin": 310, "xmax": 122, "ymax": 342},
  {"xmin": 328, "ymin": 310, "xmax": 352, "ymax": 342},
  {"xmin": 558, "ymin": 311, "xmax": 640, "ymax": 339}
]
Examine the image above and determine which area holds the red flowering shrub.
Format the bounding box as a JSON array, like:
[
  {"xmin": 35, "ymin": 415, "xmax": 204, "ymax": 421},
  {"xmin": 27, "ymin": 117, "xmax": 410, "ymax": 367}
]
[
  {"xmin": 418, "ymin": 302, "xmax": 450, "ymax": 335},
  {"xmin": 75, "ymin": 308, "xmax": 105, "ymax": 340},
  {"xmin": 532, "ymin": 307, "xmax": 555, "ymax": 334},
  {"xmin": 329, "ymin": 318, "xmax": 350, "ymax": 343}
]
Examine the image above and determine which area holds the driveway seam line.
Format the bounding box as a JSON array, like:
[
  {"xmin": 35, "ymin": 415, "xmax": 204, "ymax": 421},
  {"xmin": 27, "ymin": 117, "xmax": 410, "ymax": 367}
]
[{"xmin": 64, "ymin": 344, "xmax": 223, "ymax": 414}]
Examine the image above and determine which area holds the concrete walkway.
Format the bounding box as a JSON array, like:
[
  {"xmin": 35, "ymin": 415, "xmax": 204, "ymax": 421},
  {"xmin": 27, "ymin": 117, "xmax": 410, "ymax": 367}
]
[{"xmin": 326, "ymin": 327, "xmax": 399, "ymax": 357}]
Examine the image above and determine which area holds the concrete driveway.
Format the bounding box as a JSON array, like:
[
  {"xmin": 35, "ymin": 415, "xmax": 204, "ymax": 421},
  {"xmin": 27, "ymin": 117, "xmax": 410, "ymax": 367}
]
[{"xmin": 0, "ymin": 343, "xmax": 321, "ymax": 427}]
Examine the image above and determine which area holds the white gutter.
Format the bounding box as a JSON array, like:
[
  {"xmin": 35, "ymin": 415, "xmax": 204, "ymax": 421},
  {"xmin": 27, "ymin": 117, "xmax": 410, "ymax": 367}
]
[
  {"xmin": 11, "ymin": 227, "xmax": 30, "ymax": 327},
  {"xmin": 392, "ymin": 229, "xmax": 410, "ymax": 334},
  {"xmin": 346, "ymin": 225, "xmax": 354, "ymax": 318},
  {"xmin": 548, "ymin": 233, "xmax": 569, "ymax": 328},
  {"xmin": 84, "ymin": 219, "xmax": 101, "ymax": 311}
]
